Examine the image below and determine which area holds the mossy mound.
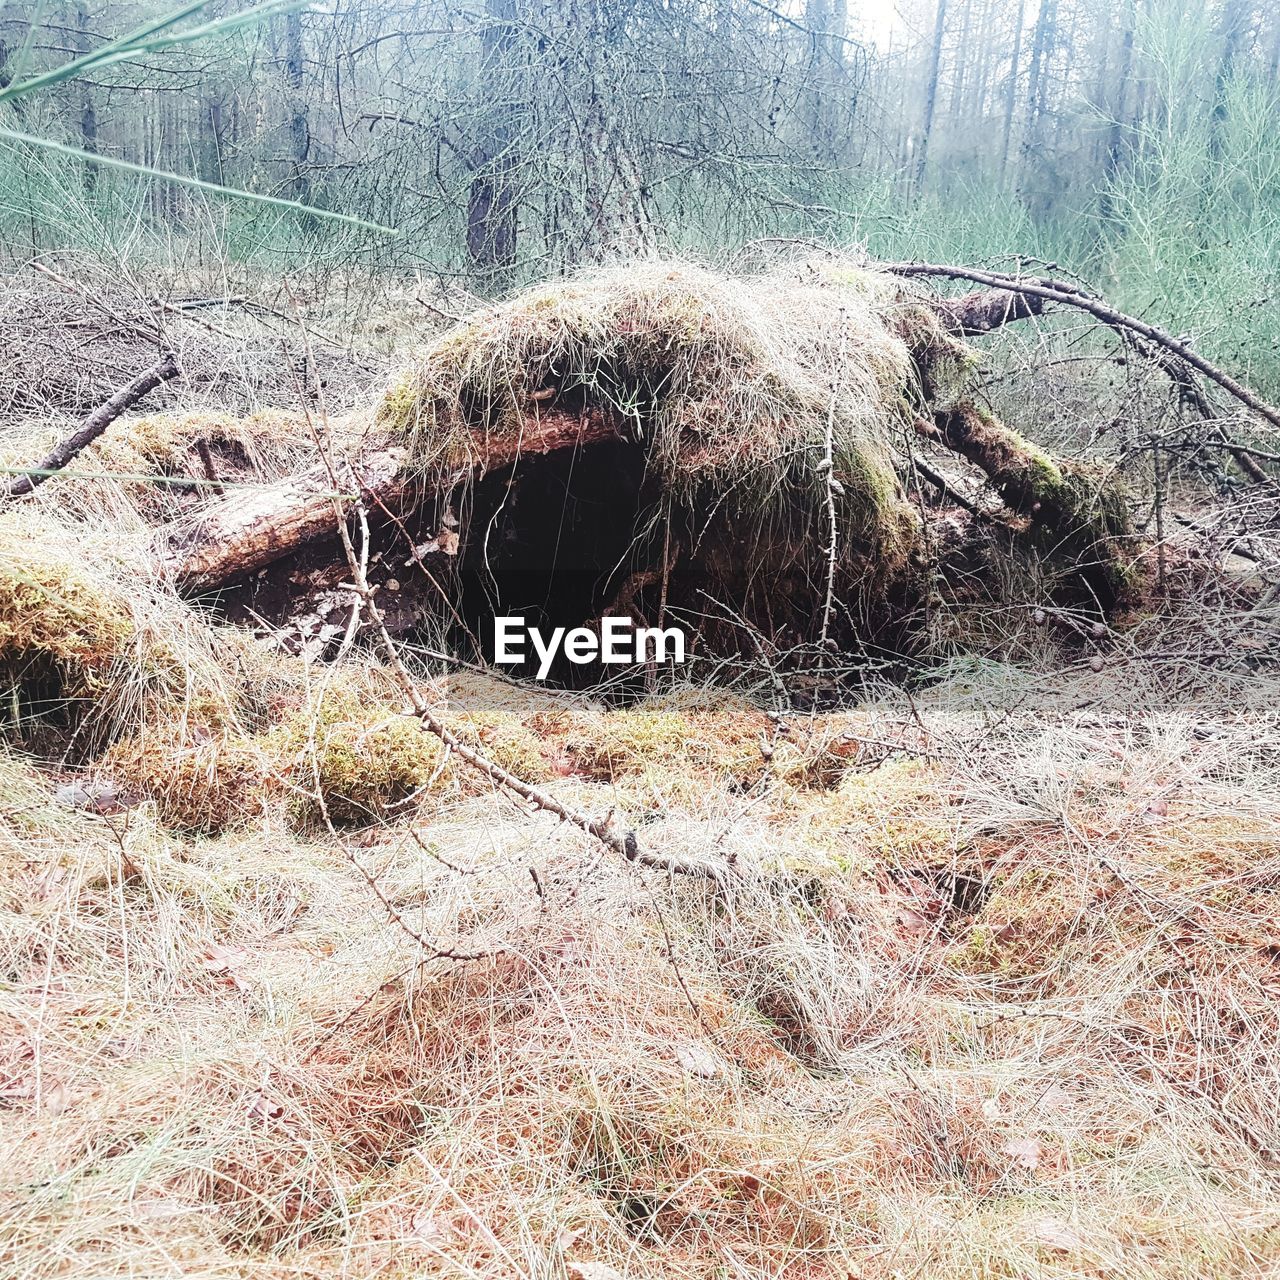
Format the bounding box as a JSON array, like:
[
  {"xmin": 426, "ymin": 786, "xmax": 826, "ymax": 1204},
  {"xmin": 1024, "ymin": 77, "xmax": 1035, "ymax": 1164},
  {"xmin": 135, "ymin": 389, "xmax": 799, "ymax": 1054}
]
[
  {"xmin": 102, "ymin": 721, "xmax": 265, "ymax": 834},
  {"xmin": 0, "ymin": 512, "xmax": 241, "ymax": 754},
  {"xmin": 268, "ymin": 687, "xmax": 449, "ymax": 828},
  {"xmin": 381, "ymin": 260, "xmax": 961, "ymax": 513}
]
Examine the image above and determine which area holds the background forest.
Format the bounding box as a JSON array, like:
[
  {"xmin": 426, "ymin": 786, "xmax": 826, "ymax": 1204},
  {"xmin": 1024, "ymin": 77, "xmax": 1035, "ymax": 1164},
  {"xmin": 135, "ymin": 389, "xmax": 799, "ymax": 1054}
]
[{"xmin": 3, "ymin": 0, "xmax": 1279, "ymax": 394}]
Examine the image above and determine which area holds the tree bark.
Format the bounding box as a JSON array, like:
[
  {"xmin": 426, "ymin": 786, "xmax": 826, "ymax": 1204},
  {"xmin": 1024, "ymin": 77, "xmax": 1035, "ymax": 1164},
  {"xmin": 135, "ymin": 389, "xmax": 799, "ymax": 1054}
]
[
  {"xmin": 164, "ymin": 408, "xmax": 627, "ymax": 591},
  {"xmin": 466, "ymin": 0, "xmax": 519, "ymax": 275},
  {"xmin": 888, "ymin": 262, "xmax": 1280, "ymax": 435},
  {"xmin": 999, "ymin": 0, "xmax": 1024, "ymax": 181},
  {"xmin": 915, "ymin": 0, "xmax": 947, "ymax": 195},
  {"xmin": 926, "ymin": 400, "xmax": 1136, "ymax": 605},
  {"xmin": 935, "ymin": 285, "xmax": 1047, "ymax": 334},
  {"xmin": 283, "ymin": 11, "xmax": 311, "ymax": 201}
]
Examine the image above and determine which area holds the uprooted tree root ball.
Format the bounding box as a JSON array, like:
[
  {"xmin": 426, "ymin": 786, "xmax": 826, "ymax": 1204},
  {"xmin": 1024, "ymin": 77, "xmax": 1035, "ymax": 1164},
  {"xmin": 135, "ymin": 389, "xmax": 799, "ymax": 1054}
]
[{"xmin": 164, "ymin": 257, "xmax": 1140, "ymax": 679}]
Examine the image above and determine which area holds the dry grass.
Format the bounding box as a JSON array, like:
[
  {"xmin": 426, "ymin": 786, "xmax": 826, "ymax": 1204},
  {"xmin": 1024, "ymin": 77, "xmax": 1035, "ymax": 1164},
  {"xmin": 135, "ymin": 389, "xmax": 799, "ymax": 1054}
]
[
  {"xmin": 4, "ymin": 617, "xmax": 1280, "ymax": 1277},
  {"xmin": 0, "ymin": 268, "xmax": 386, "ymax": 425},
  {"xmin": 378, "ymin": 259, "xmax": 963, "ymax": 526}
]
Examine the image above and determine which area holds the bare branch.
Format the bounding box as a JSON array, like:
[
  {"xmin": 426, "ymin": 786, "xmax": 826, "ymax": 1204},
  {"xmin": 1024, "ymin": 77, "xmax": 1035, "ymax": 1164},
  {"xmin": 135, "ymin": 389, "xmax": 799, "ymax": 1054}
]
[{"xmin": 2, "ymin": 351, "xmax": 180, "ymax": 499}]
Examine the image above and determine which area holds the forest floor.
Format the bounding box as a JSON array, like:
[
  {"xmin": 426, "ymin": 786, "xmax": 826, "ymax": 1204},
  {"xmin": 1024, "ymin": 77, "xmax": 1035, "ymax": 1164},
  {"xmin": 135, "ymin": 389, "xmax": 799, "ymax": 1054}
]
[
  {"xmin": 3, "ymin": 268, "xmax": 1280, "ymax": 1279},
  {"xmin": 4, "ymin": 655, "xmax": 1280, "ymax": 1278}
]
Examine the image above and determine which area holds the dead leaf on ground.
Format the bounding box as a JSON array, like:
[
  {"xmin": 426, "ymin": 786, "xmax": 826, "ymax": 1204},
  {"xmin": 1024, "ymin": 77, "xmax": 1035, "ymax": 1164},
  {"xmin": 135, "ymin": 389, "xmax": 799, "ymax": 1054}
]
[
  {"xmin": 410, "ymin": 1209, "xmax": 450, "ymax": 1245},
  {"xmin": 1031, "ymin": 1216, "xmax": 1086, "ymax": 1251},
  {"xmin": 201, "ymin": 942, "xmax": 251, "ymax": 990},
  {"xmin": 674, "ymin": 1041, "xmax": 724, "ymax": 1079},
  {"xmin": 246, "ymin": 1091, "xmax": 284, "ymax": 1122},
  {"xmin": 1001, "ymin": 1135, "xmax": 1042, "ymax": 1170},
  {"xmin": 42, "ymin": 1079, "xmax": 70, "ymax": 1116},
  {"xmin": 568, "ymin": 1263, "xmax": 624, "ymax": 1280}
]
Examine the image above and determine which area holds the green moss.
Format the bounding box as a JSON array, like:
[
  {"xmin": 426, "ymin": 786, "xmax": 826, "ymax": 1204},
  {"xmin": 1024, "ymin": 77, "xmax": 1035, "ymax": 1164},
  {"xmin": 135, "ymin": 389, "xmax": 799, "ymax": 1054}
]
[
  {"xmin": 443, "ymin": 707, "xmax": 556, "ymax": 784},
  {"xmin": 0, "ymin": 530, "xmax": 233, "ymax": 754},
  {"xmin": 0, "ymin": 560, "xmax": 134, "ymax": 682},
  {"xmin": 270, "ymin": 689, "xmax": 447, "ymax": 828},
  {"xmin": 103, "ymin": 723, "xmax": 264, "ymax": 835}
]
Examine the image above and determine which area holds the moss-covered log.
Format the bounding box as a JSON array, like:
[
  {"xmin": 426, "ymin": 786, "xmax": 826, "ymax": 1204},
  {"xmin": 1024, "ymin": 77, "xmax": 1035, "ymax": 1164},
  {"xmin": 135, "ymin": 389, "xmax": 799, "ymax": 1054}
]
[{"xmin": 928, "ymin": 401, "xmax": 1136, "ymax": 605}]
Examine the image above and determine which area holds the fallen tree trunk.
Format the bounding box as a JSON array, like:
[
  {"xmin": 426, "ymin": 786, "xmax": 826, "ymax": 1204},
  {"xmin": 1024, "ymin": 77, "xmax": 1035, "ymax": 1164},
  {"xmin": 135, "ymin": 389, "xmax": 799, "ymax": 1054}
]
[
  {"xmin": 163, "ymin": 408, "xmax": 626, "ymax": 590},
  {"xmin": 934, "ymin": 287, "xmax": 1048, "ymax": 336}
]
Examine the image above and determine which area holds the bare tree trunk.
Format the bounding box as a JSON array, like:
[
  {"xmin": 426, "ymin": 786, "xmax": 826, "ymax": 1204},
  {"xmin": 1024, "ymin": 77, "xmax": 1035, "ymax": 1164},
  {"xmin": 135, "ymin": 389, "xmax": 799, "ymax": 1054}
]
[
  {"xmin": 1023, "ymin": 0, "xmax": 1055, "ymax": 176},
  {"xmin": 466, "ymin": 0, "xmax": 519, "ymax": 277},
  {"xmin": 803, "ymin": 0, "xmax": 852, "ymax": 168},
  {"xmin": 283, "ymin": 11, "xmax": 311, "ymax": 201},
  {"xmin": 1209, "ymin": 0, "xmax": 1249, "ymax": 164},
  {"xmin": 76, "ymin": 7, "xmax": 98, "ymax": 194},
  {"xmin": 1098, "ymin": 0, "xmax": 1134, "ymax": 225},
  {"xmin": 999, "ymin": 0, "xmax": 1024, "ymax": 181},
  {"xmin": 915, "ymin": 0, "xmax": 948, "ymax": 195},
  {"xmin": 947, "ymin": 0, "xmax": 969, "ymax": 119}
]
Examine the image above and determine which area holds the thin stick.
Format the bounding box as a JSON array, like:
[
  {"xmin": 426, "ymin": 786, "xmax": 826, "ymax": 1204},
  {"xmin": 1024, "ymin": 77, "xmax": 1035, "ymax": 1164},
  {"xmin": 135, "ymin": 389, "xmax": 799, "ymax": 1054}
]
[
  {"xmin": 2, "ymin": 352, "xmax": 180, "ymax": 498},
  {"xmin": 817, "ymin": 313, "xmax": 845, "ymax": 669}
]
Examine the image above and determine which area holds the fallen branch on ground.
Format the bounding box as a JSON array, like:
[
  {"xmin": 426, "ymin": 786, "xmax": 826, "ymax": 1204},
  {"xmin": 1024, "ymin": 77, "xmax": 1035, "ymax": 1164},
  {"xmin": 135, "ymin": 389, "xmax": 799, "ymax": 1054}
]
[
  {"xmin": 2, "ymin": 351, "xmax": 180, "ymax": 499},
  {"xmin": 164, "ymin": 407, "xmax": 626, "ymax": 590}
]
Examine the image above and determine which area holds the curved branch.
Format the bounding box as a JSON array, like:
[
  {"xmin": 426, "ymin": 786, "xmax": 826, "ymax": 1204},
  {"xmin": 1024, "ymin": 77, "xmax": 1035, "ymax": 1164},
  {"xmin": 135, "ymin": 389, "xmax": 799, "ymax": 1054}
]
[{"xmin": 891, "ymin": 261, "xmax": 1280, "ymax": 434}]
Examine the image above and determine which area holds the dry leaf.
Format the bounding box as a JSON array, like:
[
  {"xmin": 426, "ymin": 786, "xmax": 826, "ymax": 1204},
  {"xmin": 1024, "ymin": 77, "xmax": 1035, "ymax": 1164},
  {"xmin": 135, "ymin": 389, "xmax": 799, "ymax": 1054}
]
[
  {"xmin": 674, "ymin": 1042, "xmax": 723, "ymax": 1080},
  {"xmin": 1034, "ymin": 1083, "xmax": 1073, "ymax": 1114},
  {"xmin": 568, "ymin": 1264, "xmax": 624, "ymax": 1280},
  {"xmin": 201, "ymin": 942, "xmax": 250, "ymax": 991},
  {"xmin": 1031, "ymin": 1216, "xmax": 1085, "ymax": 1251},
  {"xmin": 1001, "ymin": 1135, "xmax": 1041, "ymax": 1170},
  {"xmin": 437, "ymin": 528, "xmax": 459, "ymax": 556},
  {"xmin": 42, "ymin": 1079, "xmax": 70, "ymax": 1116},
  {"xmin": 898, "ymin": 907, "xmax": 931, "ymax": 935},
  {"xmin": 246, "ymin": 1091, "xmax": 284, "ymax": 1122},
  {"xmin": 411, "ymin": 1210, "xmax": 449, "ymax": 1245}
]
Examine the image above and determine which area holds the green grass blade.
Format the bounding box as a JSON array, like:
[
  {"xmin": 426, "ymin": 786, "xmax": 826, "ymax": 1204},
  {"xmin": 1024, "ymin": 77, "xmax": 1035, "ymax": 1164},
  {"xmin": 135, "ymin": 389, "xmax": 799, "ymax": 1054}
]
[
  {"xmin": 3, "ymin": 0, "xmax": 49, "ymax": 89},
  {"xmin": 7, "ymin": 2, "xmax": 309, "ymax": 99},
  {"xmin": 0, "ymin": 1, "xmax": 211, "ymax": 104},
  {"xmin": 0, "ymin": 128, "xmax": 400, "ymax": 236}
]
